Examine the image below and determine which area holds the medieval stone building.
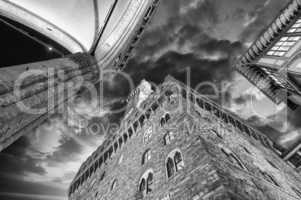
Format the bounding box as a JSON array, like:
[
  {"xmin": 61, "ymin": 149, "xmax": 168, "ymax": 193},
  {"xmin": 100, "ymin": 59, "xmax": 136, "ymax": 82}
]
[{"xmin": 69, "ymin": 76, "xmax": 301, "ymax": 200}]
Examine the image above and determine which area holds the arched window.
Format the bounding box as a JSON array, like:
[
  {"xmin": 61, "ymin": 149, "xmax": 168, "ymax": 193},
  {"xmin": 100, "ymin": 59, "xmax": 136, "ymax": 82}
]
[
  {"xmin": 128, "ymin": 127, "xmax": 133, "ymax": 138},
  {"xmin": 118, "ymin": 137, "xmax": 123, "ymax": 148},
  {"xmin": 139, "ymin": 178, "xmax": 146, "ymax": 192},
  {"xmin": 139, "ymin": 115, "xmax": 146, "ymax": 127},
  {"xmin": 123, "ymin": 133, "xmax": 128, "ymax": 143},
  {"xmin": 139, "ymin": 170, "xmax": 154, "ymax": 197},
  {"xmin": 114, "ymin": 142, "xmax": 118, "ymax": 152},
  {"xmin": 174, "ymin": 152, "xmax": 184, "ymax": 171},
  {"xmin": 165, "ymin": 113, "xmax": 171, "ymax": 122},
  {"xmin": 260, "ymin": 171, "xmax": 279, "ymax": 187},
  {"xmin": 142, "ymin": 149, "xmax": 151, "ymax": 165},
  {"xmin": 145, "ymin": 109, "xmax": 151, "ymax": 119},
  {"xmin": 164, "ymin": 131, "xmax": 175, "ymax": 145},
  {"xmin": 160, "ymin": 117, "xmax": 166, "ymax": 126},
  {"xmin": 166, "ymin": 149, "xmax": 184, "ymax": 178},
  {"xmin": 160, "ymin": 113, "xmax": 171, "ymax": 127},
  {"xmin": 166, "ymin": 158, "xmax": 175, "ymax": 178},
  {"xmin": 146, "ymin": 173, "xmax": 153, "ymax": 193},
  {"xmin": 111, "ymin": 179, "xmax": 118, "ymax": 191}
]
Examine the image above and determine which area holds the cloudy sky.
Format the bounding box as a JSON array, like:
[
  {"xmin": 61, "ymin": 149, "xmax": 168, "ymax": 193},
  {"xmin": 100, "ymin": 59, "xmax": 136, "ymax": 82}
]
[{"xmin": 1, "ymin": 0, "xmax": 301, "ymax": 199}]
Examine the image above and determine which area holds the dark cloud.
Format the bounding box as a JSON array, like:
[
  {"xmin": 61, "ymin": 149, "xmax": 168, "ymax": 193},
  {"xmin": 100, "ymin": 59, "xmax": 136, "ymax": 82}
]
[
  {"xmin": 46, "ymin": 138, "xmax": 83, "ymax": 165},
  {"xmin": 1, "ymin": 0, "xmax": 300, "ymax": 199},
  {"xmin": 239, "ymin": 0, "xmax": 290, "ymax": 43},
  {"xmin": 247, "ymin": 115, "xmax": 283, "ymax": 141},
  {"xmin": 0, "ymin": 137, "xmax": 46, "ymax": 176}
]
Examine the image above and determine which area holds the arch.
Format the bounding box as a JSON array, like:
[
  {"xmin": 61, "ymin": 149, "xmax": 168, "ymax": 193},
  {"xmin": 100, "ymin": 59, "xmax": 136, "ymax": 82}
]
[
  {"xmin": 118, "ymin": 137, "xmax": 123, "ymax": 148},
  {"xmin": 128, "ymin": 127, "xmax": 133, "ymax": 138},
  {"xmin": 166, "ymin": 157, "xmax": 174, "ymax": 178},
  {"xmin": 160, "ymin": 117, "xmax": 165, "ymax": 126},
  {"xmin": 113, "ymin": 142, "xmax": 118, "ymax": 152},
  {"xmin": 142, "ymin": 149, "xmax": 151, "ymax": 165},
  {"xmin": 166, "ymin": 149, "xmax": 184, "ymax": 178},
  {"xmin": 111, "ymin": 179, "xmax": 118, "ymax": 191},
  {"xmin": 139, "ymin": 178, "xmax": 146, "ymax": 192},
  {"xmin": 123, "ymin": 133, "xmax": 128, "ymax": 143},
  {"xmin": 164, "ymin": 131, "xmax": 175, "ymax": 145},
  {"xmin": 145, "ymin": 109, "xmax": 152, "ymax": 119},
  {"xmin": 165, "ymin": 113, "xmax": 171, "ymax": 122},
  {"xmin": 139, "ymin": 169, "xmax": 154, "ymax": 197},
  {"xmin": 174, "ymin": 151, "xmax": 184, "ymax": 171},
  {"xmin": 146, "ymin": 172, "xmax": 153, "ymax": 193},
  {"xmin": 260, "ymin": 171, "xmax": 280, "ymax": 187},
  {"xmin": 133, "ymin": 121, "xmax": 139, "ymax": 132}
]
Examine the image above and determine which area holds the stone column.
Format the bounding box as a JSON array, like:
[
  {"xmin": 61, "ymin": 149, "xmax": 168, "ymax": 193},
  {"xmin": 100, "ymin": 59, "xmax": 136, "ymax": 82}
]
[{"xmin": 0, "ymin": 53, "xmax": 99, "ymax": 151}]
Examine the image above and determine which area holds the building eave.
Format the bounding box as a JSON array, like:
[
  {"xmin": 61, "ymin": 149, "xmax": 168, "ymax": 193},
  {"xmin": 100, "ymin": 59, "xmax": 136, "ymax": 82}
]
[{"xmin": 240, "ymin": 0, "xmax": 301, "ymax": 65}]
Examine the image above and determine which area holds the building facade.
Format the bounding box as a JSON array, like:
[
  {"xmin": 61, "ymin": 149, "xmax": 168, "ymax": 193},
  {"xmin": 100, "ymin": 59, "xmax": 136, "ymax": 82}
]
[
  {"xmin": 236, "ymin": 0, "xmax": 301, "ymax": 109},
  {"xmin": 69, "ymin": 76, "xmax": 301, "ymax": 200}
]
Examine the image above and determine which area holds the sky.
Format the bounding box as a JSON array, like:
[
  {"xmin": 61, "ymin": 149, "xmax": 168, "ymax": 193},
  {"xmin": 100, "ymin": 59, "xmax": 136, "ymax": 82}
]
[{"xmin": 0, "ymin": 0, "xmax": 301, "ymax": 200}]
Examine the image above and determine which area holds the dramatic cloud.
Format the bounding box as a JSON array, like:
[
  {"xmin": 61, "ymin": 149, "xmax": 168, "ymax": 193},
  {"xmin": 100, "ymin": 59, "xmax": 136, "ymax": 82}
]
[{"xmin": 1, "ymin": 0, "xmax": 299, "ymax": 200}]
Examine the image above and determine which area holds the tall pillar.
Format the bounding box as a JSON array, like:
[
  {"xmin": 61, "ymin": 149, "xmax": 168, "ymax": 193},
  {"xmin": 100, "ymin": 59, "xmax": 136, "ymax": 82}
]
[{"xmin": 0, "ymin": 53, "xmax": 99, "ymax": 151}]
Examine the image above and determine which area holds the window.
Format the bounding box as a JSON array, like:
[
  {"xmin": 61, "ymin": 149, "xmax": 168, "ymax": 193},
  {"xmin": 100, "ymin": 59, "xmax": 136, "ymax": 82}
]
[
  {"xmin": 128, "ymin": 127, "xmax": 133, "ymax": 138},
  {"xmin": 142, "ymin": 149, "xmax": 152, "ymax": 165},
  {"xmin": 144, "ymin": 126, "xmax": 153, "ymax": 143},
  {"xmin": 242, "ymin": 146, "xmax": 252, "ymax": 155},
  {"xmin": 267, "ymin": 159, "xmax": 278, "ymax": 170},
  {"xmin": 166, "ymin": 158, "xmax": 175, "ymax": 178},
  {"xmin": 139, "ymin": 178, "xmax": 146, "ymax": 192},
  {"xmin": 287, "ymin": 19, "xmax": 301, "ymax": 33},
  {"xmin": 123, "ymin": 133, "xmax": 128, "ymax": 143},
  {"xmin": 118, "ymin": 137, "xmax": 123, "ymax": 148},
  {"xmin": 260, "ymin": 171, "xmax": 280, "ymax": 187},
  {"xmin": 211, "ymin": 129, "xmax": 223, "ymax": 139},
  {"xmin": 151, "ymin": 102, "xmax": 159, "ymax": 112},
  {"xmin": 111, "ymin": 179, "xmax": 118, "ymax": 191},
  {"xmin": 134, "ymin": 121, "xmax": 139, "ymax": 132},
  {"xmin": 98, "ymin": 157, "xmax": 103, "ymax": 168},
  {"xmin": 160, "ymin": 113, "xmax": 171, "ymax": 126},
  {"xmin": 145, "ymin": 109, "xmax": 151, "ymax": 119},
  {"xmin": 139, "ymin": 115, "xmax": 146, "ymax": 127},
  {"xmin": 267, "ymin": 36, "xmax": 300, "ymax": 57},
  {"xmin": 160, "ymin": 117, "xmax": 166, "ymax": 126},
  {"xmin": 166, "ymin": 149, "xmax": 185, "ymax": 178},
  {"xmin": 146, "ymin": 173, "xmax": 153, "ymax": 193},
  {"xmin": 114, "ymin": 142, "xmax": 118, "ymax": 152},
  {"xmin": 174, "ymin": 152, "xmax": 184, "ymax": 171},
  {"xmin": 164, "ymin": 131, "xmax": 175, "ymax": 145},
  {"xmin": 139, "ymin": 170, "xmax": 154, "ymax": 197},
  {"xmin": 221, "ymin": 148, "xmax": 246, "ymax": 170}
]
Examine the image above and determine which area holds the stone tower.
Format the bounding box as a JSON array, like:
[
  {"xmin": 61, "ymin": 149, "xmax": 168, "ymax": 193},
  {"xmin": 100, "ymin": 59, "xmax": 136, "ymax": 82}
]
[{"xmin": 68, "ymin": 76, "xmax": 301, "ymax": 200}]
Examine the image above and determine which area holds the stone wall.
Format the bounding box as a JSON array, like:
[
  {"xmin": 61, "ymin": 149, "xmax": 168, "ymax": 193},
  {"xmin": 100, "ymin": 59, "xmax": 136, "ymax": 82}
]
[{"xmin": 69, "ymin": 78, "xmax": 301, "ymax": 200}]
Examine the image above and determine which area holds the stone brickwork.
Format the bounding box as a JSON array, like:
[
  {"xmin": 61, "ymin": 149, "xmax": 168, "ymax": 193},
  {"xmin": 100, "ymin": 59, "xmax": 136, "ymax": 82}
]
[{"xmin": 69, "ymin": 76, "xmax": 301, "ymax": 200}]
